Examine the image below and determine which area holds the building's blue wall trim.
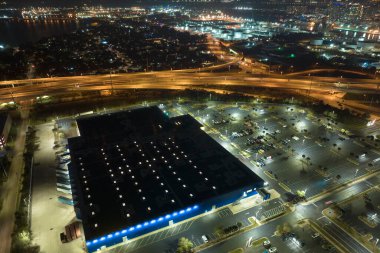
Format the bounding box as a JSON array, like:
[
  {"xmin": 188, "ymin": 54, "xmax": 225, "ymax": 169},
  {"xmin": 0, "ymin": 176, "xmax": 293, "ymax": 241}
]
[{"xmin": 86, "ymin": 182, "xmax": 263, "ymax": 252}]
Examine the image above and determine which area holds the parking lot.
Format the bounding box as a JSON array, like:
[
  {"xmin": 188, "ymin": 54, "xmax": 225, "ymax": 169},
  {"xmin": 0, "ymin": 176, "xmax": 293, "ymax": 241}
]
[
  {"xmin": 166, "ymin": 100, "xmax": 380, "ymax": 203},
  {"xmin": 204, "ymin": 215, "xmax": 337, "ymax": 253},
  {"xmin": 29, "ymin": 99, "xmax": 380, "ymax": 253},
  {"xmin": 31, "ymin": 122, "xmax": 84, "ymax": 253}
]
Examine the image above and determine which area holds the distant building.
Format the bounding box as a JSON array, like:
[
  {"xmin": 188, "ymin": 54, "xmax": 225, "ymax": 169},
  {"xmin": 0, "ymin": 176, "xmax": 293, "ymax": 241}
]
[
  {"xmin": 329, "ymin": 1, "xmax": 364, "ymax": 22},
  {"xmin": 0, "ymin": 112, "xmax": 11, "ymax": 149},
  {"xmin": 67, "ymin": 106, "xmax": 265, "ymax": 252}
]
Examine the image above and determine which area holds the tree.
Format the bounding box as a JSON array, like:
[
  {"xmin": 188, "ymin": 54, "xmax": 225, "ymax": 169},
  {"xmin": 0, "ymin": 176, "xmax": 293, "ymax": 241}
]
[
  {"xmin": 276, "ymin": 225, "xmax": 284, "ymax": 235},
  {"xmin": 236, "ymin": 222, "xmax": 243, "ymax": 229},
  {"xmin": 336, "ymin": 174, "xmax": 341, "ymax": 180},
  {"xmin": 214, "ymin": 226, "xmax": 224, "ymax": 236},
  {"xmin": 176, "ymin": 237, "xmax": 194, "ymax": 253},
  {"xmin": 283, "ymin": 222, "xmax": 292, "ymax": 233}
]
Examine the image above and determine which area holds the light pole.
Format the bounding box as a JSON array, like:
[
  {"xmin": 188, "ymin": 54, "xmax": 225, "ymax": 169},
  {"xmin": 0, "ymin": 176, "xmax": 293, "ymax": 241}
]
[
  {"xmin": 374, "ymin": 238, "xmax": 379, "ymax": 252},
  {"xmin": 109, "ymin": 71, "xmax": 114, "ymax": 95},
  {"xmin": 308, "ymin": 73, "xmax": 312, "ymax": 95},
  {"xmin": 9, "ymin": 84, "xmax": 15, "ymax": 103}
]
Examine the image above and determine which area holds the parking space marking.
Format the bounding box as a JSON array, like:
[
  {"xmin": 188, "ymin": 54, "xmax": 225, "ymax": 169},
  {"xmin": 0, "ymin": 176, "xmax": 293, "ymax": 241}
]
[
  {"xmin": 218, "ymin": 208, "xmax": 233, "ymax": 218},
  {"xmin": 371, "ymin": 149, "xmax": 380, "ymax": 155},
  {"xmin": 133, "ymin": 236, "xmax": 146, "ymax": 248},
  {"xmin": 243, "ymin": 219, "xmax": 250, "ymax": 226},
  {"xmin": 354, "ymin": 141, "xmax": 365, "ymax": 147},
  {"xmin": 149, "ymin": 231, "xmax": 160, "ymax": 243},
  {"xmin": 346, "ymin": 158, "xmax": 359, "ymax": 166},
  {"xmin": 112, "ymin": 220, "xmax": 196, "ymax": 253},
  {"xmin": 170, "ymin": 223, "xmax": 183, "ymax": 236},
  {"xmin": 157, "ymin": 229, "xmax": 168, "ymax": 240},
  {"xmin": 193, "ymin": 238, "xmax": 202, "ymax": 246},
  {"xmin": 183, "ymin": 220, "xmax": 194, "ymax": 230},
  {"xmin": 208, "ymin": 233, "xmax": 217, "ymax": 240}
]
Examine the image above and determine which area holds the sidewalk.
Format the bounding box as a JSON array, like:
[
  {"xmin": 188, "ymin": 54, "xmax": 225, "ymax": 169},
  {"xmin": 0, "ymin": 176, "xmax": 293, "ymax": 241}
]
[
  {"xmin": 230, "ymin": 189, "xmax": 280, "ymax": 215},
  {"xmin": 0, "ymin": 109, "xmax": 29, "ymax": 253},
  {"xmin": 31, "ymin": 122, "xmax": 83, "ymax": 253}
]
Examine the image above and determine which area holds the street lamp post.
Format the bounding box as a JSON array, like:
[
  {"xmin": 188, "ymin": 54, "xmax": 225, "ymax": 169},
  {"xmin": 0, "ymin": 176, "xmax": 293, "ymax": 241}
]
[
  {"xmin": 374, "ymin": 238, "xmax": 379, "ymax": 252},
  {"xmin": 9, "ymin": 84, "xmax": 15, "ymax": 103},
  {"xmin": 308, "ymin": 74, "xmax": 312, "ymax": 95},
  {"xmin": 109, "ymin": 71, "xmax": 114, "ymax": 95}
]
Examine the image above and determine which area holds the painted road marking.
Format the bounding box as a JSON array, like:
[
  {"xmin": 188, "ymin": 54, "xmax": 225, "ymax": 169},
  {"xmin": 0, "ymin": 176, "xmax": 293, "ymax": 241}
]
[
  {"xmin": 278, "ymin": 182, "xmax": 292, "ymax": 192},
  {"xmin": 354, "ymin": 141, "xmax": 365, "ymax": 147},
  {"xmin": 218, "ymin": 208, "xmax": 233, "ymax": 218},
  {"xmin": 112, "ymin": 220, "xmax": 195, "ymax": 252},
  {"xmin": 346, "ymin": 158, "xmax": 359, "ymax": 166}
]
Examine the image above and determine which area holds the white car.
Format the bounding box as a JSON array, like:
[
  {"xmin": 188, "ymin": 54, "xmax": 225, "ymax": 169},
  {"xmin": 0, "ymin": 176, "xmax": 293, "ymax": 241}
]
[
  {"xmin": 201, "ymin": 235, "xmax": 208, "ymax": 243},
  {"xmin": 263, "ymin": 240, "xmax": 271, "ymax": 249},
  {"xmin": 269, "ymin": 247, "xmax": 277, "ymax": 253},
  {"xmin": 312, "ymin": 232, "xmax": 320, "ymax": 238}
]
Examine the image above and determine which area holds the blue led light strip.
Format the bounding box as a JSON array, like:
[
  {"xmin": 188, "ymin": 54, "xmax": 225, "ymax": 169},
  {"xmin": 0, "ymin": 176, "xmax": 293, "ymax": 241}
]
[{"xmin": 86, "ymin": 205, "xmax": 199, "ymax": 246}]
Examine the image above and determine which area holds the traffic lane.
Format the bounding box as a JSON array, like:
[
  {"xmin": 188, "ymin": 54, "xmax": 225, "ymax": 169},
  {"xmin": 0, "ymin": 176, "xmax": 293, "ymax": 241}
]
[{"xmin": 317, "ymin": 217, "xmax": 371, "ymax": 253}]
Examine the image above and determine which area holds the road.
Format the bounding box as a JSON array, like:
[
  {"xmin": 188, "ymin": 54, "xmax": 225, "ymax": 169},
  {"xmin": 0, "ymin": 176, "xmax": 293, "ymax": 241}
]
[
  {"xmin": 1, "ymin": 70, "xmax": 380, "ymax": 118},
  {"xmin": 317, "ymin": 216, "xmax": 371, "ymax": 253},
  {"xmin": 0, "ymin": 64, "xmax": 379, "ymax": 253},
  {"xmin": 0, "ymin": 110, "xmax": 29, "ymax": 253}
]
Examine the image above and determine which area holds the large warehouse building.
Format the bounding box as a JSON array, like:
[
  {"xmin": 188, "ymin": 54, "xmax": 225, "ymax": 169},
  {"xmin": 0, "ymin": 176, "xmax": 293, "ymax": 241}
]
[{"xmin": 67, "ymin": 106, "xmax": 265, "ymax": 252}]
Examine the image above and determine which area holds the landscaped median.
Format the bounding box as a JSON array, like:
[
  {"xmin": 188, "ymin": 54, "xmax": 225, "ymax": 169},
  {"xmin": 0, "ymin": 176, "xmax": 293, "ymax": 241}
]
[
  {"xmin": 227, "ymin": 247, "xmax": 244, "ymax": 253},
  {"xmin": 264, "ymin": 170, "xmax": 277, "ymax": 181},
  {"xmin": 278, "ymin": 182, "xmax": 292, "ymax": 193},
  {"xmin": 250, "ymin": 237, "xmax": 268, "ymax": 248}
]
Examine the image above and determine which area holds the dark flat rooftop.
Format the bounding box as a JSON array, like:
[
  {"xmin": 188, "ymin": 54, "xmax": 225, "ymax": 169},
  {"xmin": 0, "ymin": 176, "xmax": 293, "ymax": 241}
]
[{"xmin": 68, "ymin": 106, "xmax": 264, "ymax": 240}]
